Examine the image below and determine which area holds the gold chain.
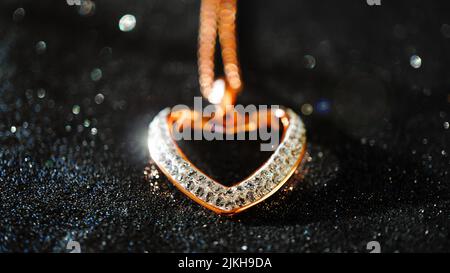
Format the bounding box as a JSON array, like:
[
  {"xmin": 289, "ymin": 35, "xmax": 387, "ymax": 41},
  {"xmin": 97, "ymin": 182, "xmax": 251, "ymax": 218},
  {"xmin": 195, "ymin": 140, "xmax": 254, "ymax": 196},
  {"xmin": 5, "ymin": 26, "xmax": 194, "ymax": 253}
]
[{"xmin": 198, "ymin": 0, "xmax": 241, "ymax": 104}]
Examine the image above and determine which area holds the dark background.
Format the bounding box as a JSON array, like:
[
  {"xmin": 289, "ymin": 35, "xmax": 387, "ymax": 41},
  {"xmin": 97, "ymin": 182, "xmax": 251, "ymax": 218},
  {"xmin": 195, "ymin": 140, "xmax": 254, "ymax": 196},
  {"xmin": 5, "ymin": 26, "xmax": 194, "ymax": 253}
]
[{"xmin": 0, "ymin": 0, "xmax": 448, "ymax": 252}]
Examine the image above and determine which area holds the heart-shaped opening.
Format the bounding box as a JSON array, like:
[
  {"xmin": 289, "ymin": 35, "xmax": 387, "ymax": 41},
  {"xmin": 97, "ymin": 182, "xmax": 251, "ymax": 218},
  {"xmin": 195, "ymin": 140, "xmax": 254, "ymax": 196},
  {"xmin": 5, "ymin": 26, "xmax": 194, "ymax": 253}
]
[{"xmin": 169, "ymin": 108, "xmax": 286, "ymax": 187}]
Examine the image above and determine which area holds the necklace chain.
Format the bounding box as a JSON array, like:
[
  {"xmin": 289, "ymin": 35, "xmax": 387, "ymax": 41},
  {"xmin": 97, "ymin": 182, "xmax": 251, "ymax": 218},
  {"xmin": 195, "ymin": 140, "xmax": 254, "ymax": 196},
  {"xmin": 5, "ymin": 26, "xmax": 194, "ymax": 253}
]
[{"xmin": 198, "ymin": 0, "xmax": 241, "ymax": 102}]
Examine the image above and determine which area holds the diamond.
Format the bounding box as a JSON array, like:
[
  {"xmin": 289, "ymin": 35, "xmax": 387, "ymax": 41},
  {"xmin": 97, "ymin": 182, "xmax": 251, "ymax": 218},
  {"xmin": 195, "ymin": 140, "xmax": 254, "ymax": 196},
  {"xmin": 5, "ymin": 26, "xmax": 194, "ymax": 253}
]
[
  {"xmin": 209, "ymin": 183, "xmax": 222, "ymax": 193},
  {"xmin": 204, "ymin": 191, "xmax": 214, "ymax": 202},
  {"xmin": 195, "ymin": 187, "xmax": 205, "ymax": 198},
  {"xmin": 225, "ymin": 188, "xmax": 235, "ymax": 195},
  {"xmin": 235, "ymin": 197, "xmax": 246, "ymax": 206},
  {"xmin": 246, "ymin": 191, "xmax": 255, "ymax": 202},
  {"xmin": 224, "ymin": 201, "xmax": 235, "ymax": 211},
  {"xmin": 186, "ymin": 179, "xmax": 196, "ymax": 191},
  {"xmin": 244, "ymin": 181, "xmax": 255, "ymax": 191},
  {"xmin": 215, "ymin": 197, "xmax": 225, "ymax": 207},
  {"xmin": 260, "ymin": 169, "xmax": 273, "ymax": 181}
]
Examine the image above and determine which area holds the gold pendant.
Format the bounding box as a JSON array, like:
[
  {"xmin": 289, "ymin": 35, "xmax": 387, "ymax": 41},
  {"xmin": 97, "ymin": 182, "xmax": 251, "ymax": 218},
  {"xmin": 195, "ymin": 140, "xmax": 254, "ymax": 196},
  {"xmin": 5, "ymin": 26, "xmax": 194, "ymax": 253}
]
[{"xmin": 148, "ymin": 107, "xmax": 306, "ymax": 215}]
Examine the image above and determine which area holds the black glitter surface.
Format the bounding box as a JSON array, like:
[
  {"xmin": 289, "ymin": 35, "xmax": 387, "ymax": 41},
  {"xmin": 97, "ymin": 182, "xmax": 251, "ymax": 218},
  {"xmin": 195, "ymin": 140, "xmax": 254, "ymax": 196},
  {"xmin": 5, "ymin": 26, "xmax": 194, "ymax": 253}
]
[{"xmin": 0, "ymin": 0, "xmax": 449, "ymax": 252}]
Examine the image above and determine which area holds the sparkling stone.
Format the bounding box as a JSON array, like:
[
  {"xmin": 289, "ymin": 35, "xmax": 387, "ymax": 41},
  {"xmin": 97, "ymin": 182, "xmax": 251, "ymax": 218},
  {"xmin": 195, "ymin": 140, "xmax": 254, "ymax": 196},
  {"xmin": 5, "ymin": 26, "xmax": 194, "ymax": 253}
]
[
  {"xmin": 171, "ymin": 166, "xmax": 178, "ymax": 177},
  {"xmin": 410, "ymin": 55, "xmax": 422, "ymax": 69},
  {"xmin": 246, "ymin": 192, "xmax": 255, "ymax": 202},
  {"xmin": 197, "ymin": 176, "xmax": 207, "ymax": 186},
  {"xmin": 13, "ymin": 8, "xmax": 25, "ymax": 22},
  {"xmin": 90, "ymin": 68, "xmax": 102, "ymax": 81},
  {"xmin": 72, "ymin": 105, "xmax": 80, "ymax": 115},
  {"xmin": 186, "ymin": 180, "xmax": 196, "ymax": 191},
  {"xmin": 195, "ymin": 187, "xmax": 205, "ymax": 198},
  {"xmin": 274, "ymin": 156, "xmax": 283, "ymax": 166},
  {"xmin": 78, "ymin": 0, "xmax": 96, "ymax": 16},
  {"xmin": 252, "ymin": 177, "xmax": 264, "ymax": 186},
  {"xmin": 205, "ymin": 192, "xmax": 214, "ymax": 202},
  {"xmin": 37, "ymin": 88, "xmax": 46, "ymax": 99},
  {"xmin": 301, "ymin": 103, "xmax": 313, "ymax": 115},
  {"xmin": 289, "ymin": 147, "xmax": 298, "ymax": 158},
  {"xmin": 210, "ymin": 183, "xmax": 222, "ymax": 193},
  {"xmin": 215, "ymin": 197, "xmax": 225, "ymax": 207},
  {"xmin": 260, "ymin": 169, "xmax": 274, "ymax": 181},
  {"xmin": 262, "ymin": 181, "xmax": 274, "ymax": 193},
  {"xmin": 225, "ymin": 188, "xmax": 235, "ymax": 195},
  {"xmin": 303, "ymin": 55, "xmax": 316, "ymax": 69},
  {"xmin": 119, "ymin": 14, "xmax": 136, "ymax": 32},
  {"xmin": 224, "ymin": 202, "xmax": 235, "ymax": 210},
  {"xmin": 94, "ymin": 93, "xmax": 104, "ymax": 104},
  {"xmin": 279, "ymin": 146, "xmax": 288, "ymax": 155},
  {"xmin": 179, "ymin": 177, "xmax": 189, "ymax": 188},
  {"xmin": 244, "ymin": 181, "xmax": 255, "ymax": 189},
  {"xmin": 35, "ymin": 41, "xmax": 46, "ymax": 54},
  {"xmin": 235, "ymin": 197, "xmax": 246, "ymax": 206},
  {"xmin": 282, "ymin": 155, "xmax": 291, "ymax": 166},
  {"xmin": 176, "ymin": 164, "xmax": 188, "ymax": 178}
]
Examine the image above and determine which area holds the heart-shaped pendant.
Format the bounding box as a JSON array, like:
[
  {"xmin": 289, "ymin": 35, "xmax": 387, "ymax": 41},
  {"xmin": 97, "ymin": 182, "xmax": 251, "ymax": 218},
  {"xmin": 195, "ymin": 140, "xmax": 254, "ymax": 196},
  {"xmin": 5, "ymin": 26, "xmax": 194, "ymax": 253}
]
[
  {"xmin": 148, "ymin": 107, "xmax": 306, "ymax": 215},
  {"xmin": 148, "ymin": 0, "xmax": 308, "ymax": 214}
]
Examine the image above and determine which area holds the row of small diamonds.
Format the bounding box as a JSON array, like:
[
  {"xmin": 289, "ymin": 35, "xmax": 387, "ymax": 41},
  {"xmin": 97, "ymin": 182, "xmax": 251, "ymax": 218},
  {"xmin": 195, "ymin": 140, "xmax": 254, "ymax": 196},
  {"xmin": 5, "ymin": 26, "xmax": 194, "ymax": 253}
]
[
  {"xmin": 235, "ymin": 109, "xmax": 306, "ymax": 208},
  {"xmin": 148, "ymin": 108, "xmax": 306, "ymax": 212}
]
